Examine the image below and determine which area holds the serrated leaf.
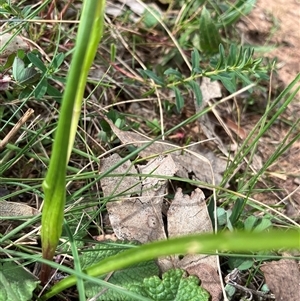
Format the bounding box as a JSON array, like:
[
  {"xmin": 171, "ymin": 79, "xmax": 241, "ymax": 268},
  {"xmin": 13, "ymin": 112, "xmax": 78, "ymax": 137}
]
[
  {"xmin": 27, "ymin": 52, "xmax": 47, "ymax": 73},
  {"xmin": 138, "ymin": 69, "xmax": 165, "ymax": 86},
  {"xmin": 132, "ymin": 269, "xmax": 209, "ymax": 301},
  {"xmin": 0, "ymin": 262, "xmax": 39, "ymax": 301},
  {"xmin": 81, "ymin": 242, "xmax": 159, "ymax": 301},
  {"xmin": 199, "ymin": 7, "xmax": 222, "ymax": 54},
  {"xmin": 173, "ymin": 86, "xmax": 184, "ymax": 112}
]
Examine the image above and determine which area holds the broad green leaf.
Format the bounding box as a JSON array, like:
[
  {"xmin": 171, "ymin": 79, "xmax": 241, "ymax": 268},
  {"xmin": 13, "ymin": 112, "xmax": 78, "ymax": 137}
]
[
  {"xmin": 228, "ymin": 257, "xmax": 254, "ymax": 270},
  {"xmin": 244, "ymin": 216, "xmax": 257, "ymax": 231},
  {"xmin": 0, "ymin": 262, "xmax": 39, "ymax": 301},
  {"xmin": 18, "ymin": 67, "xmax": 39, "ymax": 85},
  {"xmin": 34, "ymin": 77, "xmax": 48, "ymax": 99},
  {"xmin": 81, "ymin": 242, "xmax": 159, "ymax": 301},
  {"xmin": 27, "ymin": 52, "xmax": 47, "ymax": 73},
  {"xmin": 254, "ymin": 218, "xmax": 272, "ymax": 232},
  {"xmin": 216, "ymin": 207, "xmax": 227, "ymax": 226},
  {"xmin": 1, "ymin": 52, "xmax": 16, "ymax": 71},
  {"xmin": 173, "ymin": 86, "xmax": 184, "ymax": 112},
  {"xmin": 131, "ymin": 269, "xmax": 209, "ymax": 301},
  {"xmin": 52, "ymin": 53, "xmax": 65, "ymax": 70},
  {"xmin": 199, "ymin": 6, "xmax": 222, "ymax": 54},
  {"xmin": 46, "ymin": 82, "xmax": 62, "ymax": 99},
  {"xmin": 12, "ymin": 57, "xmax": 25, "ymax": 81}
]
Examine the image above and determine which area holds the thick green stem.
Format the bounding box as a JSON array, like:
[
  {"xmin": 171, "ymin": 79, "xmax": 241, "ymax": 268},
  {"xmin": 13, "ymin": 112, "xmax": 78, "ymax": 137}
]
[{"xmin": 40, "ymin": 0, "xmax": 106, "ymax": 284}]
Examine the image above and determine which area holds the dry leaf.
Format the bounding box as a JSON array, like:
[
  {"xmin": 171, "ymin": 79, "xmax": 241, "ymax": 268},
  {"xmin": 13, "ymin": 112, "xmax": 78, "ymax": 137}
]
[
  {"xmin": 261, "ymin": 259, "xmax": 300, "ymax": 301},
  {"xmin": 199, "ymin": 77, "xmax": 222, "ymax": 105},
  {"xmin": 167, "ymin": 188, "xmax": 210, "ymax": 237},
  {"xmin": 107, "ymin": 198, "xmax": 165, "ymax": 243},
  {"xmin": 100, "ymin": 153, "xmax": 142, "ymax": 198},
  {"xmin": 0, "ymin": 33, "xmax": 29, "ymax": 58},
  {"xmin": 106, "ymin": 155, "xmax": 177, "ymax": 243},
  {"xmin": 186, "ymin": 263, "xmax": 222, "ymax": 301},
  {"xmin": 0, "ymin": 201, "xmax": 39, "ymax": 217},
  {"xmin": 225, "ymin": 118, "xmax": 247, "ymax": 139},
  {"xmin": 138, "ymin": 155, "xmax": 178, "ymax": 203},
  {"xmin": 164, "ymin": 188, "xmax": 222, "ymax": 300},
  {"xmin": 102, "ymin": 115, "xmax": 226, "ymax": 186}
]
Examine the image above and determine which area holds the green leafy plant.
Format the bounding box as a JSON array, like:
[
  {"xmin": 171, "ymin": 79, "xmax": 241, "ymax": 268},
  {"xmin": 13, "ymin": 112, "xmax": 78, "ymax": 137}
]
[
  {"xmin": 10, "ymin": 50, "xmax": 63, "ymax": 100},
  {"xmin": 139, "ymin": 45, "xmax": 268, "ymax": 112},
  {"xmin": 0, "ymin": 262, "xmax": 39, "ymax": 301},
  {"xmin": 131, "ymin": 269, "xmax": 209, "ymax": 301}
]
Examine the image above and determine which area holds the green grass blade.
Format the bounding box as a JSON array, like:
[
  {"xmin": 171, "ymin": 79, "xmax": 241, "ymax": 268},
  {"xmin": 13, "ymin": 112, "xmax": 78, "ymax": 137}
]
[{"xmin": 41, "ymin": 229, "xmax": 300, "ymax": 300}]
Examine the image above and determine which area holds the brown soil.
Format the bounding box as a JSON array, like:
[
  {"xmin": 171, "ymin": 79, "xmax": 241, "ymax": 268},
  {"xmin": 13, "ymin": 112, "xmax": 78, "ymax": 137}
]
[{"xmin": 238, "ymin": 0, "xmax": 300, "ymax": 91}]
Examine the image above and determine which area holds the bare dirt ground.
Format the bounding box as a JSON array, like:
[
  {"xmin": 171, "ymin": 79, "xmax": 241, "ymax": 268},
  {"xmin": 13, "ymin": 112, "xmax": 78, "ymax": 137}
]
[
  {"xmin": 238, "ymin": 2, "xmax": 300, "ymax": 299},
  {"xmin": 238, "ymin": 0, "xmax": 300, "ymax": 215},
  {"xmin": 239, "ymin": 0, "xmax": 300, "ymax": 90}
]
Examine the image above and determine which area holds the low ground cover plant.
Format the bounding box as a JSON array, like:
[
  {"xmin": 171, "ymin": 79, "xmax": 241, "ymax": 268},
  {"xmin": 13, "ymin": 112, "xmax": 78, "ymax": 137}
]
[{"xmin": 0, "ymin": 0, "xmax": 299, "ymax": 300}]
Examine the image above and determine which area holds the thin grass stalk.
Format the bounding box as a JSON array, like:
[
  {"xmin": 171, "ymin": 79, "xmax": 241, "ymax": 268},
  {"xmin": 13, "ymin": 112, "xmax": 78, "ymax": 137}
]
[
  {"xmin": 40, "ymin": 0, "xmax": 106, "ymax": 283},
  {"xmin": 40, "ymin": 229, "xmax": 300, "ymax": 300}
]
